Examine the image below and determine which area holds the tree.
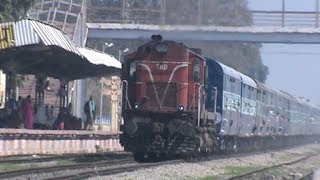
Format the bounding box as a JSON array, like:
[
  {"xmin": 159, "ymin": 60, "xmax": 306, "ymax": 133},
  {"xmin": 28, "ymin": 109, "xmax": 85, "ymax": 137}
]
[
  {"xmin": 0, "ymin": 0, "xmax": 35, "ymax": 22},
  {"xmin": 0, "ymin": 0, "xmax": 35, "ymax": 88}
]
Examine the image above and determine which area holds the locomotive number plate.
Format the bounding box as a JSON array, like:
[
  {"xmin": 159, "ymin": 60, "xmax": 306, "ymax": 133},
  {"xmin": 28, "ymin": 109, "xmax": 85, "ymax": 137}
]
[{"xmin": 156, "ymin": 63, "xmax": 168, "ymax": 70}]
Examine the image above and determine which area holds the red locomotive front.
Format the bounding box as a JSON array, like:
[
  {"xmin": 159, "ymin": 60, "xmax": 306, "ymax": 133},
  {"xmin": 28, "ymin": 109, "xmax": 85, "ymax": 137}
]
[
  {"xmin": 120, "ymin": 35, "xmax": 212, "ymax": 161},
  {"xmin": 126, "ymin": 40, "xmax": 190, "ymax": 111}
]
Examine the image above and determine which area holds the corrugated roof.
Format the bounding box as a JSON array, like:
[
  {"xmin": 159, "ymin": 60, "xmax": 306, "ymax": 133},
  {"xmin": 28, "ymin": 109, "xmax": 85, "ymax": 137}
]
[
  {"xmin": 14, "ymin": 19, "xmax": 40, "ymax": 46},
  {"xmin": 0, "ymin": 19, "xmax": 120, "ymax": 80},
  {"xmin": 29, "ymin": 20, "xmax": 80, "ymax": 55},
  {"xmin": 78, "ymin": 47, "xmax": 122, "ymax": 69},
  {"xmin": 0, "ymin": 19, "xmax": 80, "ymax": 55}
]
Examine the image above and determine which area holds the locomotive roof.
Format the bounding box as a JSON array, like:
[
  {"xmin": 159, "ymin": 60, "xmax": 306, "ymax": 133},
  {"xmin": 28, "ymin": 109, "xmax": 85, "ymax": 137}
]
[
  {"xmin": 215, "ymin": 61, "xmax": 257, "ymax": 88},
  {"xmin": 256, "ymin": 81, "xmax": 291, "ymax": 99},
  {"xmin": 275, "ymin": 89, "xmax": 291, "ymax": 99},
  {"xmin": 214, "ymin": 61, "xmax": 241, "ymax": 80},
  {"xmin": 295, "ymin": 96, "xmax": 314, "ymax": 107},
  {"xmin": 237, "ymin": 72, "xmax": 257, "ymax": 88}
]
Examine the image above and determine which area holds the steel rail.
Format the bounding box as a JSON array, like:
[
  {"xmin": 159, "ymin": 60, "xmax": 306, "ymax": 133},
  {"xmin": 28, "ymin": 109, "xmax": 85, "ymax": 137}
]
[
  {"xmin": 0, "ymin": 151, "xmax": 130, "ymax": 164},
  {"xmin": 0, "ymin": 157, "xmax": 134, "ymax": 179},
  {"xmin": 228, "ymin": 153, "xmax": 319, "ymax": 180}
]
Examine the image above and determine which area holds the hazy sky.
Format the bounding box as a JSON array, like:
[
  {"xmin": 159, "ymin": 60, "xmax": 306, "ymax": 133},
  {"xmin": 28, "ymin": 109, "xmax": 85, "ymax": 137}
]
[{"xmin": 248, "ymin": 0, "xmax": 320, "ymax": 105}]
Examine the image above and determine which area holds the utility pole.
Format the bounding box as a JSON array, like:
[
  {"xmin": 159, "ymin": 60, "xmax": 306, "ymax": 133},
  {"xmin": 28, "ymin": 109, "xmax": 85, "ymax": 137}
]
[
  {"xmin": 160, "ymin": 0, "xmax": 166, "ymax": 24},
  {"xmin": 316, "ymin": 0, "xmax": 319, "ymax": 27},
  {"xmin": 281, "ymin": 0, "xmax": 285, "ymax": 27},
  {"xmin": 198, "ymin": 0, "xmax": 202, "ymax": 25}
]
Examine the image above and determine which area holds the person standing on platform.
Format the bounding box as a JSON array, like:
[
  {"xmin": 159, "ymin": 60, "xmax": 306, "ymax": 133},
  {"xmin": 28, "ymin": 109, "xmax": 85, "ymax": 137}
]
[
  {"xmin": 84, "ymin": 96, "xmax": 96, "ymax": 130},
  {"xmin": 24, "ymin": 95, "xmax": 34, "ymax": 129},
  {"xmin": 17, "ymin": 96, "xmax": 24, "ymax": 124}
]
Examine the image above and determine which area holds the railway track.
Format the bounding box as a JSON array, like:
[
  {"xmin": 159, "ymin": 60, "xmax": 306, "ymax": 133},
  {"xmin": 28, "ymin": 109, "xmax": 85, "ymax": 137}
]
[
  {"xmin": 0, "ymin": 151, "xmax": 130, "ymax": 164},
  {"xmin": 1, "ymin": 144, "xmax": 318, "ymax": 179},
  {"xmin": 0, "ymin": 157, "xmax": 134, "ymax": 179},
  {"xmin": 228, "ymin": 153, "xmax": 319, "ymax": 180},
  {"xmin": 46, "ymin": 159, "xmax": 184, "ymax": 180}
]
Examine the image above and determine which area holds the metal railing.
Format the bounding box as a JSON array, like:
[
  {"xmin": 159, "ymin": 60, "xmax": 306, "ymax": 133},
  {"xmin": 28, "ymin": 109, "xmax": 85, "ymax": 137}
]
[
  {"xmin": 252, "ymin": 10, "xmax": 320, "ymax": 28},
  {"xmin": 31, "ymin": 0, "xmax": 320, "ymax": 30},
  {"xmin": 86, "ymin": 0, "xmax": 320, "ymax": 28}
]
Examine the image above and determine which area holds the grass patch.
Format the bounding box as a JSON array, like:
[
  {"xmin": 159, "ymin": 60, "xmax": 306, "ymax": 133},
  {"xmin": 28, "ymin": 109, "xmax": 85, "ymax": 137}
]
[
  {"xmin": 224, "ymin": 165, "xmax": 260, "ymax": 176},
  {"xmin": 55, "ymin": 158, "xmax": 75, "ymax": 166},
  {"xmin": 277, "ymin": 154, "xmax": 292, "ymax": 161},
  {"xmin": 0, "ymin": 155, "xmax": 128, "ymax": 173},
  {"xmin": 199, "ymin": 166, "xmax": 261, "ymax": 180},
  {"xmin": 0, "ymin": 162, "xmax": 23, "ymax": 172},
  {"xmin": 198, "ymin": 175, "xmax": 220, "ymax": 180}
]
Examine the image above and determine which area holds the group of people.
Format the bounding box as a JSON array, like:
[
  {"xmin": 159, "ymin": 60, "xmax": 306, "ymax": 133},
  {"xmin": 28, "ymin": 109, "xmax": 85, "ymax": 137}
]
[
  {"xmin": 5, "ymin": 95, "xmax": 34, "ymax": 129},
  {"xmin": 50, "ymin": 96, "xmax": 96, "ymax": 130},
  {"xmin": 0, "ymin": 95, "xmax": 98, "ymax": 131}
]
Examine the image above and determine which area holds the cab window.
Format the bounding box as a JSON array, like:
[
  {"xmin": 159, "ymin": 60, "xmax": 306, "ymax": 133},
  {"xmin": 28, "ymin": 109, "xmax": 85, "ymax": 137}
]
[
  {"xmin": 193, "ymin": 62, "xmax": 200, "ymax": 82},
  {"xmin": 129, "ymin": 61, "xmax": 136, "ymax": 81}
]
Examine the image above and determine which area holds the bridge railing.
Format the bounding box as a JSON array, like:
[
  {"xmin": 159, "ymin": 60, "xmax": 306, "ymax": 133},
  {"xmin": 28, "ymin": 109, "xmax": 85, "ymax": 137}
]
[
  {"xmin": 86, "ymin": 8, "xmax": 320, "ymax": 28},
  {"xmin": 30, "ymin": 0, "xmax": 320, "ymax": 29},
  {"xmin": 252, "ymin": 10, "xmax": 320, "ymax": 28}
]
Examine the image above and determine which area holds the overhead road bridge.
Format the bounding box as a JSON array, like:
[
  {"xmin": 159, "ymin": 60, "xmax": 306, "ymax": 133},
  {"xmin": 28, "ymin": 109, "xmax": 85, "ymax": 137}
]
[{"xmin": 87, "ymin": 23, "xmax": 320, "ymax": 44}]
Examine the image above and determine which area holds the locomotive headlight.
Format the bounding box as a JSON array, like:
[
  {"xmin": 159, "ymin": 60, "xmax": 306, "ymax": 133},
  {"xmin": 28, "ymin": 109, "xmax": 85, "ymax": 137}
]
[
  {"xmin": 178, "ymin": 105, "xmax": 184, "ymax": 111},
  {"xmin": 134, "ymin": 103, "xmax": 139, "ymax": 109},
  {"xmin": 155, "ymin": 43, "xmax": 168, "ymax": 53}
]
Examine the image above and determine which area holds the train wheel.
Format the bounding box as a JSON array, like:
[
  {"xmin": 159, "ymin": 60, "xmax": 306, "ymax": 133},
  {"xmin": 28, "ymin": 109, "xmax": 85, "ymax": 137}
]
[
  {"xmin": 147, "ymin": 153, "xmax": 158, "ymax": 162},
  {"xmin": 133, "ymin": 152, "xmax": 146, "ymax": 162}
]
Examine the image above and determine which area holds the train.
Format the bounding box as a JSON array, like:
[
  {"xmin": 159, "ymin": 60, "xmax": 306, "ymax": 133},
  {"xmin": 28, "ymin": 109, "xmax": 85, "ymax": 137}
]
[{"xmin": 120, "ymin": 35, "xmax": 320, "ymax": 161}]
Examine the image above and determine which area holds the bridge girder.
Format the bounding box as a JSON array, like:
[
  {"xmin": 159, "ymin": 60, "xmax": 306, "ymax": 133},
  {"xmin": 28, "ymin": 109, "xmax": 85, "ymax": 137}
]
[{"xmin": 87, "ymin": 23, "xmax": 320, "ymax": 44}]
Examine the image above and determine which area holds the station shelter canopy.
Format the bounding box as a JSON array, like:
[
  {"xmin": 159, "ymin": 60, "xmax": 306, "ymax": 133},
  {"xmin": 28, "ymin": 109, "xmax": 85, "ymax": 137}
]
[{"xmin": 0, "ymin": 19, "xmax": 121, "ymax": 80}]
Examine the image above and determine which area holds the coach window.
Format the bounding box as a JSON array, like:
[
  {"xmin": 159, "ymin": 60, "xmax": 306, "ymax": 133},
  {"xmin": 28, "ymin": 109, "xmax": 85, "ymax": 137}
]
[
  {"xmin": 193, "ymin": 61, "xmax": 200, "ymax": 82},
  {"xmin": 242, "ymin": 84, "xmax": 246, "ymax": 97},
  {"xmin": 223, "ymin": 76, "xmax": 227, "ymax": 90},
  {"xmin": 248, "ymin": 86, "xmax": 252, "ymax": 100},
  {"xmin": 257, "ymin": 90, "xmax": 261, "ymax": 101},
  {"xmin": 252, "ymin": 87, "xmax": 256, "ymax": 101},
  {"xmin": 129, "ymin": 61, "xmax": 137, "ymax": 81},
  {"xmin": 230, "ymin": 77, "xmax": 235, "ymax": 93}
]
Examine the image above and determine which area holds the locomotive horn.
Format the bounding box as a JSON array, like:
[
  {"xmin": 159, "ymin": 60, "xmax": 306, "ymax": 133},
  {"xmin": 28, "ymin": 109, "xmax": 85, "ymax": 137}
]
[
  {"xmin": 151, "ymin": 34, "xmax": 163, "ymax": 41},
  {"xmin": 156, "ymin": 35, "xmax": 163, "ymax": 41},
  {"xmin": 151, "ymin": 34, "xmax": 157, "ymax": 40}
]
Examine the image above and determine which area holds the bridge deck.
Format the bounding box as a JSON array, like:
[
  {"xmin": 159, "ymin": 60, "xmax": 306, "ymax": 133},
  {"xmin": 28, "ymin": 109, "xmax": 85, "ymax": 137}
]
[{"xmin": 87, "ymin": 23, "xmax": 320, "ymax": 43}]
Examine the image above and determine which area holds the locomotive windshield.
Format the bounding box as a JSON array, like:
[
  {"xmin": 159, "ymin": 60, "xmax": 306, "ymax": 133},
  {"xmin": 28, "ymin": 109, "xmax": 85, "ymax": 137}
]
[{"xmin": 193, "ymin": 62, "xmax": 200, "ymax": 82}]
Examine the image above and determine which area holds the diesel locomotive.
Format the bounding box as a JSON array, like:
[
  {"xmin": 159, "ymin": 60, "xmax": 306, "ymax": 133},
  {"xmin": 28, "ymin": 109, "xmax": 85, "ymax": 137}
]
[{"xmin": 120, "ymin": 35, "xmax": 320, "ymax": 161}]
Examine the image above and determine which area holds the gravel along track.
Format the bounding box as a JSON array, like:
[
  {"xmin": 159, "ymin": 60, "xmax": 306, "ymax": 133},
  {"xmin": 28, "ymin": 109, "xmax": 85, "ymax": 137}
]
[
  {"xmin": 92, "ymin": 144, "xmax": 320, "ymax": 180},
  {"xmin": 0, "ymin": 156, "xmax": 133, "ymax": 180}
]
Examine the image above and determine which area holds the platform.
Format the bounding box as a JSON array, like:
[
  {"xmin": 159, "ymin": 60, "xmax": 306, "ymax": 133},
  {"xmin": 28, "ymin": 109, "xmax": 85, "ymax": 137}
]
[{"xmin": 0, "ymin": 129, "xmax": 123, "ymax": 156}]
